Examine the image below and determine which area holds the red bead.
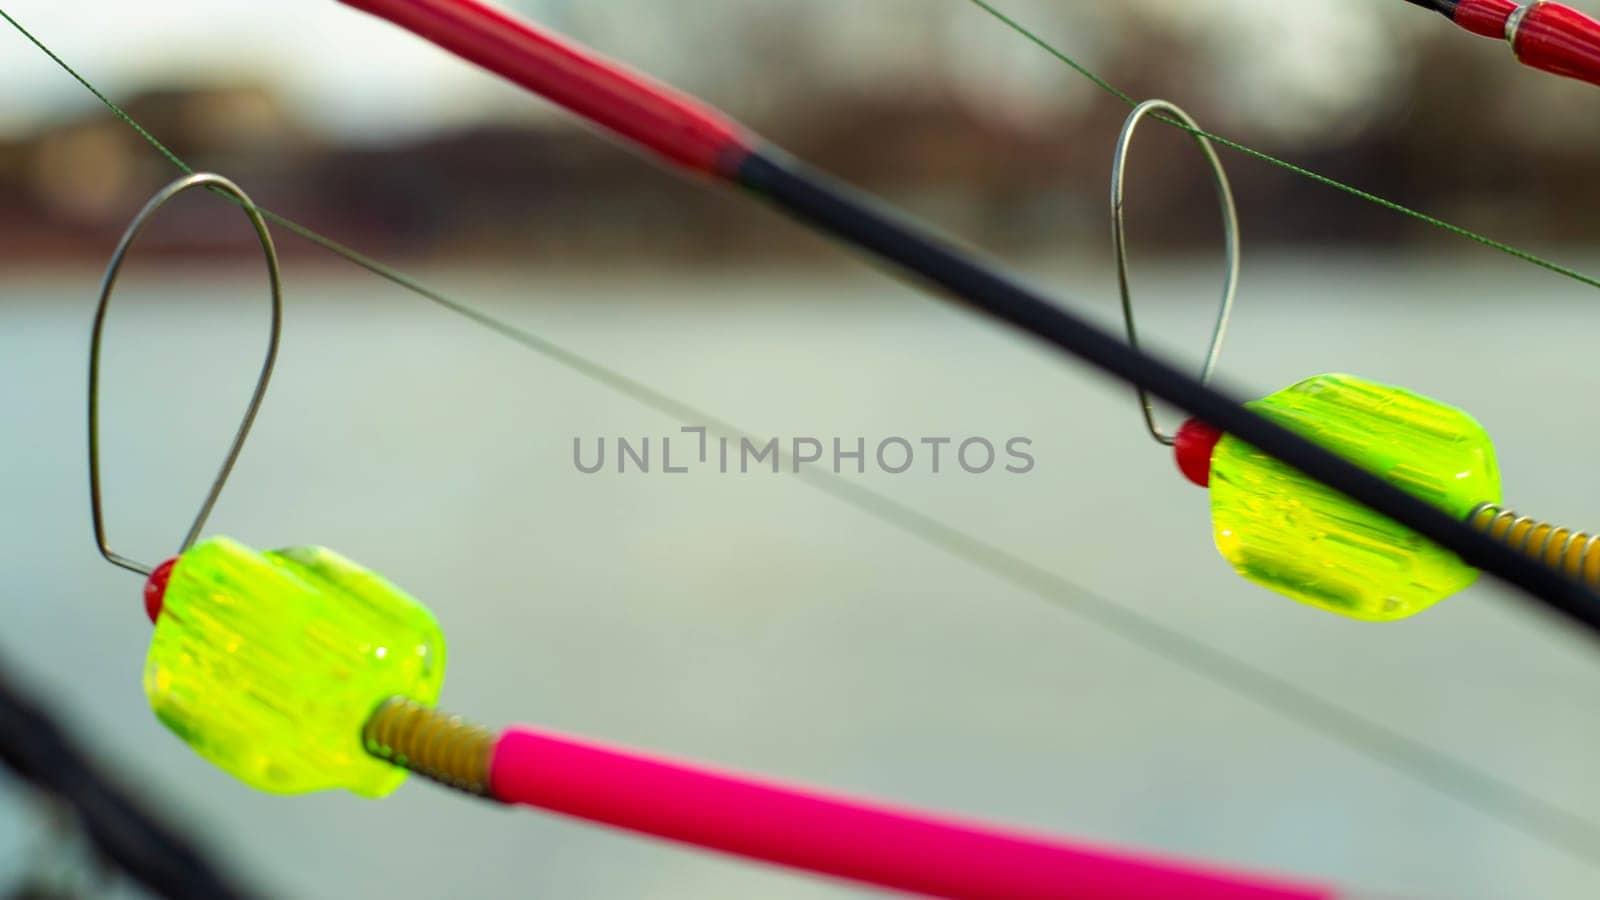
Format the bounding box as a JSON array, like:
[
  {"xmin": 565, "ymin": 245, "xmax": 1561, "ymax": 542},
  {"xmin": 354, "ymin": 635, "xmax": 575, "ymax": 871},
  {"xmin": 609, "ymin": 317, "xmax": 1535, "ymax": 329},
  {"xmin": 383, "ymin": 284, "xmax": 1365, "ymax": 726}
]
[
  {"xmin": 1173, "ymin": 418, "xmax": 1223, "ymax": 488},
  {"xmin": 144, "ymin": 558, "xmax": 177, "ymax": 624}
]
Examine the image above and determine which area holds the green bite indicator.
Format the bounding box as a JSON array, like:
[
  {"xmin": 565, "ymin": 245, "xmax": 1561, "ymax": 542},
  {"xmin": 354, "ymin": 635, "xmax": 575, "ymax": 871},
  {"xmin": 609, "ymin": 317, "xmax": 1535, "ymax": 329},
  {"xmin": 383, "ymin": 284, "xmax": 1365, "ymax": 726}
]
[
  {"xmin": 1175, "ymin": 373, "xmax": 1503, "ymax": 621},
  {"xmin": 141, "ymin": 537, "xmax": 447, "ymax": 797}
]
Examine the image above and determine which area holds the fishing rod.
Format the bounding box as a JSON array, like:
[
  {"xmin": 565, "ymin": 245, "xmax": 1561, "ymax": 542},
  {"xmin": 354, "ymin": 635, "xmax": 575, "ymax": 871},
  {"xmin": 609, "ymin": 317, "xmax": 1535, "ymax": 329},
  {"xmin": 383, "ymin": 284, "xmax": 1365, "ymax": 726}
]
[
  {"xmin": 1405, "ymin": 0, "xmax": 1600, "ymax": 87},
  {"xmin": 327, "ymin": 0, "xmax": 1600, "ymax": 637},
  {"xmin": 86, "ymin": 172, "xmax": 1345, "ymax": 900}
]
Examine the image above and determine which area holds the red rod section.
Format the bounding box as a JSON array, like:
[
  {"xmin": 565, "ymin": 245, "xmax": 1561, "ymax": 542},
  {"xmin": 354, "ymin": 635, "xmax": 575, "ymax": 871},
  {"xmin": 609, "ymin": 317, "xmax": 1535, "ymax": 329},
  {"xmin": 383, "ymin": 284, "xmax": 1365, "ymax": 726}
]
[
  {"xmin": 1514, "ymin": 1, "xmax": 1600, "ymax": 86},
  {"xmin": 337, "ymin": 0, "xmax": 754, "ymax": 177},
  {"xmin": 1452, "ymin": 0, "xmax": 1519, "ymax": 39},
  {"xmin": 1448, "ymin": 0, "xmax": 1600, "ymax": 88},
  {"xmin": 491, "ymin": 727, "xmax": 1338, "ymax": 900}
]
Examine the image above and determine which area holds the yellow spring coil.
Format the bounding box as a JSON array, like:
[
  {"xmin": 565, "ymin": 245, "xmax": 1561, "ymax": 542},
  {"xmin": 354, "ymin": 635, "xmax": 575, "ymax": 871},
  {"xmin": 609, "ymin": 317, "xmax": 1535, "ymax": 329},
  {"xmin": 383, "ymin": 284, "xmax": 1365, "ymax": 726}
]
[
  {"xmin": 1468, "ymin": 504, "xmax": 1600, "ymax": 588},
  {"xmin": 362, "ymin": 697, "xmax": 496, "ymax": 798}
]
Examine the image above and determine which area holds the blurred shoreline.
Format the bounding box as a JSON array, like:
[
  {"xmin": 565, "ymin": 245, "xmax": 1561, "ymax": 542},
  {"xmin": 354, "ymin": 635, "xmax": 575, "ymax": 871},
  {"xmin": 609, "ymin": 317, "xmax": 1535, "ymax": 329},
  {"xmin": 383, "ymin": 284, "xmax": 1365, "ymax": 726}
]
[
  {"xmin": 7, "ymin": 44, "xmax": 1600, "ymax": 268},
  {"xmin": 6, "ymin": 2, "xmax": 1600, "ymax": 275}
]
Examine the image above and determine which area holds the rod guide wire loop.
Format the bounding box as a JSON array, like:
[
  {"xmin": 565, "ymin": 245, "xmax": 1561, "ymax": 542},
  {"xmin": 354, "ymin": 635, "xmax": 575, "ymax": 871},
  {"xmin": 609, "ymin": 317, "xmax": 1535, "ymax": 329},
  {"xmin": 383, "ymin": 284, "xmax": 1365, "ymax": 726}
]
[
  {"xmin": 87, "ymin": 173, "xmax": 282, "ymax": 577},
  {"xmin": 1111, "ymin": 99, "xmax": 1240, "ymax": 447}
]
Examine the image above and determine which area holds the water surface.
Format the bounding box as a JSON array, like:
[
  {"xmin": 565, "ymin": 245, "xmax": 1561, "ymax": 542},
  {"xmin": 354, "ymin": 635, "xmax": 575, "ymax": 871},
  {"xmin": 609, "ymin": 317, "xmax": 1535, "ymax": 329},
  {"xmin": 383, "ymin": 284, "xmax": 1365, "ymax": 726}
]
[{"xmin": 2, "ymin": 253, "xmax": 1598, "ymax": 899}]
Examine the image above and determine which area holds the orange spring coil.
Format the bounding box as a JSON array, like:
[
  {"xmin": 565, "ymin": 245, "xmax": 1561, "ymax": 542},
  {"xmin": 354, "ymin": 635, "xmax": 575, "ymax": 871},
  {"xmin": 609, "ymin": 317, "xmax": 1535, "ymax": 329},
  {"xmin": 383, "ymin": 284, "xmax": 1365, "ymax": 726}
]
[
  {"xmin": 1468, "ymin": 503, "xmax": 1600, "ymax": 588},
  {"xmin": 363, "ymin": 697, "xmax": 497, "ymax": 797}
]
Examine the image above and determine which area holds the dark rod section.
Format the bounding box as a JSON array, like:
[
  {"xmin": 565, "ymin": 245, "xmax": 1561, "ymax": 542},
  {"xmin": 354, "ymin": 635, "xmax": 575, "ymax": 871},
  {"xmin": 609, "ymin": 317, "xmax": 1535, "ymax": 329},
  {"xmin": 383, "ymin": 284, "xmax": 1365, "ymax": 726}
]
[
  {"xmin": 1401, "ymin": 0, "xmax": 1460, "ymax": 16},
  {"xmin": 737, "ymin": 146, "xmax": 1600, "ymax": 641}
]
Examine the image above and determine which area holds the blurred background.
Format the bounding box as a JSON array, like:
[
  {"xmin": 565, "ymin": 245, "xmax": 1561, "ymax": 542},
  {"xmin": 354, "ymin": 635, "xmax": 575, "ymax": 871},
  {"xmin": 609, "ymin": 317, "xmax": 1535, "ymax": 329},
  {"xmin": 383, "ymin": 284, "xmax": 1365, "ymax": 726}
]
[
  {"xmin": 4, "ymin": 0, "xmax": 1600, "ymax": 898},
  {"xmin": 8, "ymin": 0, "xmax": 1600, "ymax": 261}
]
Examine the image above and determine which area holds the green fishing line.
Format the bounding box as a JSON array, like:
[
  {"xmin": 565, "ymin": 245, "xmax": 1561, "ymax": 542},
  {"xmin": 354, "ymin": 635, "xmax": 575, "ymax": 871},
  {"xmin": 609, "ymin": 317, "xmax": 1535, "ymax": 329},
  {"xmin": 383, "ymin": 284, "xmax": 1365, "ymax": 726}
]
[{"xmin": 963, "ymin": 0, "xmax": 1600, "ymax": 292}]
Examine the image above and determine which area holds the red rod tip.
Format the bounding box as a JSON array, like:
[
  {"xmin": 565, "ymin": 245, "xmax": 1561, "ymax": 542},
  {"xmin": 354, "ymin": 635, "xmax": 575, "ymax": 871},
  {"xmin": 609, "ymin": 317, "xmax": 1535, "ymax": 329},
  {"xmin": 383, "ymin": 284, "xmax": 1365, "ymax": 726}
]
[
  {"xmin": 1513, "ymin": 2, "xmax": 1600, "ymax": 88},
  {"xmin": 144, "ymin": 558, "xmax": 177, "ymax": 624},
  {"xmin": 1174, "ymin": 418, "xmax": 1224, "ymax": 488},
  {"xmin": 1452, "ymin": 1, "xmax": 1600, "ymax": 90}
]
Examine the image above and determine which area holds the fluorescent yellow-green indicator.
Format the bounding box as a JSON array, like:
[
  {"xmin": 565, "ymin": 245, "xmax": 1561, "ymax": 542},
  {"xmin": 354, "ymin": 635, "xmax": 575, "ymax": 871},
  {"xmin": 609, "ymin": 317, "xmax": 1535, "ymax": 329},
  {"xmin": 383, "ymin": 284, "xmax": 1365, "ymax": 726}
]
[
  {"xmin": 1209, "ymin": 373, "xmax": 1501, "ymax": 621},
  {"xmin": 143, "ymin": 536, "xmax": 446, "ymax": 797}
]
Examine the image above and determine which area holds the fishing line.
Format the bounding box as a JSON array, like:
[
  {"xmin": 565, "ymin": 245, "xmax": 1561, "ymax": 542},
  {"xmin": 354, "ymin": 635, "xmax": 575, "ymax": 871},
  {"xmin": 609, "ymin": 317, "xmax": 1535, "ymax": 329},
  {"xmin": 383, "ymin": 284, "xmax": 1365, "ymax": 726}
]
[
  {"xmin": 963, "ymin": 0, "xmax": 1600, "ymax": 293},
  {"xmin": 4, "ymin": 1, "xmax": 1600, "ymax": 875}
]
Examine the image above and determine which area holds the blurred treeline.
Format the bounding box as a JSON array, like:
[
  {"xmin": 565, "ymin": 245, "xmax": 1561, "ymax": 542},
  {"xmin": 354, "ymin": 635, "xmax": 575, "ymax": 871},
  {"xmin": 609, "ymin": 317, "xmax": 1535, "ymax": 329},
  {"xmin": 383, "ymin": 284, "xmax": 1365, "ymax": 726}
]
[{"xmin": 4, "ymin": 0, "xmax": 1600, "ymax": 264}]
